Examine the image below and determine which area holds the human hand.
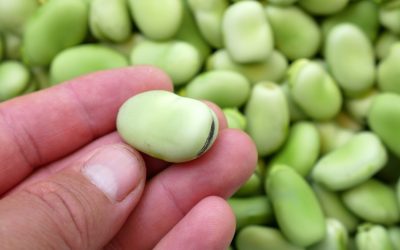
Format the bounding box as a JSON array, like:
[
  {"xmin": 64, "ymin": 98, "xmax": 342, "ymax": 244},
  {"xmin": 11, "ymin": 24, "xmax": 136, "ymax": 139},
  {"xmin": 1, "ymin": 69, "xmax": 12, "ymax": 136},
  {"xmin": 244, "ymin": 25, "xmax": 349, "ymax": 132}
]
[{"xmin": 0, "ymin": 66, "xmax": 257, "ymax": 250}]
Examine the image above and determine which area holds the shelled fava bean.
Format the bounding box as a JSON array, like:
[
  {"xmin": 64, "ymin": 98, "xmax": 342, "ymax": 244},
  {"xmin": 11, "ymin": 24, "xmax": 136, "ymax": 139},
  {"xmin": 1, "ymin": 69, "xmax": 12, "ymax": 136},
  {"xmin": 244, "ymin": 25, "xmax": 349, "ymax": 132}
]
[{"xmin": 2, "ymin": 0, "xmax": 400, "ymax": 249}]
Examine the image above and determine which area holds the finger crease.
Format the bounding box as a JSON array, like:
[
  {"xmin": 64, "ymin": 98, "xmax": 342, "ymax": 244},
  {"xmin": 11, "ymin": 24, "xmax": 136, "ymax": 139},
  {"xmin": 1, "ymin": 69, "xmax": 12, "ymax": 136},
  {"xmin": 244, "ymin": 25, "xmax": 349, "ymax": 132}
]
[{"xmin": 158, "ymin": 179, "xmax": 186, "ymax": 218}]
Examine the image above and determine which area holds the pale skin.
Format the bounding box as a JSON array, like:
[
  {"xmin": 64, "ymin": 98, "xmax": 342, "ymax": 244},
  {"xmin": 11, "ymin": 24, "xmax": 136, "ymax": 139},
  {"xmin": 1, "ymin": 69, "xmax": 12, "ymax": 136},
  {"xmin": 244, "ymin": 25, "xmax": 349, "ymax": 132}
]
[{"xmin": 0, "ymin": 66, "xmax": 257, "ymax": 250}]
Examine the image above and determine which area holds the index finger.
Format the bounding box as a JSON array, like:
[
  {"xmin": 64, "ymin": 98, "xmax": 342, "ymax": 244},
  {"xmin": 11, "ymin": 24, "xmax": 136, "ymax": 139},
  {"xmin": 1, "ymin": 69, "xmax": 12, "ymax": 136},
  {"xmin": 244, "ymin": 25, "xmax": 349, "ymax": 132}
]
[{"xmin": 0, "ymin": 66, "xmax": 173, "ymax": 194}]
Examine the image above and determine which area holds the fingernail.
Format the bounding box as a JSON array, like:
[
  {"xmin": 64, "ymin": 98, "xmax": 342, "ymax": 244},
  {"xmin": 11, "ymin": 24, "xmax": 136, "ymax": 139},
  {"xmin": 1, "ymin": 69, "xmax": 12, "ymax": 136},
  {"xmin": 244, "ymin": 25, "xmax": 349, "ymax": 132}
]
[{"xmin": 82, "ymin": 145, "xmax": 143, "ymax": 202}]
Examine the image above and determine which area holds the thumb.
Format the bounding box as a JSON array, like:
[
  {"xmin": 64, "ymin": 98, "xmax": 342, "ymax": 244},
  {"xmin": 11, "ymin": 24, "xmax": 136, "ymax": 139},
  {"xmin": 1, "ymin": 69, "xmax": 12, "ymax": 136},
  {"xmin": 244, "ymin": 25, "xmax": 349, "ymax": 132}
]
[{"xmin": 0, "ymin": 144, "xmax": 146, "ymax": 250}]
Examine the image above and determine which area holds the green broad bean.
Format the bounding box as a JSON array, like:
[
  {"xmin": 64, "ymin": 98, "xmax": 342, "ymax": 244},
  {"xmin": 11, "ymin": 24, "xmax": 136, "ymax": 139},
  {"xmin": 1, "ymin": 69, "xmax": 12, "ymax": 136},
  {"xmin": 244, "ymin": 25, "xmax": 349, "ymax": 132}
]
[
  {"xmin": 368, "ymin": 93, "xmax": 400, "ymax": 157},
  {"xmin": 130, "ymin": 40, "xmax": 201, "ymax": 86},
  {"xmin": 378, "ymin": 43, "xmax": 400, "ymax": 94},
  {"xmin": 266, "ymin": 165, "xmax": 325, "ymax": 247},
  {"xmin": 308, "ymin": 218, "xmax": 349, "ymax": 250},
  {"xmin": 223, "ymin": 108, "xmax": 247, "ymax": 130},
  {"xmin": 380, "ymin": 1, "xmax": 400, "ymax": 35},
  {"xmin": 89, "ymin": 0, "xmax": 132, "ymax": 43},
  {"xmin": 298, "ymin": 0, "xmax": 349, "ymax": 15},
  {"xmin": 0, "ymin": 0, "xmax": 38, "ymax": 35},
  {"xmin": 185, "ymin": 70, "xmax": 250, "ymax": 108},
  {"xmin": 128, "ymin": 0, "xmax": 183, "ymax": 41},
  {"xmin": 312, "ymin": 183, "xmax": 359, "ymax": 232},
  {"xmin": 23, "ymin": 0, "xmax": 88, "ymax": 66},
  {"xmin": 280, "ymin": 83, "xmax": 308, "ymax": 122},
  {"xmin": 270, "ymin": 121, "xmax": 320, "ymax": 177},
  {"xmin": 356, "ymin": 224, "xmax": 394, "ymax": 250},
  {"xmin": 287, "ymin": 59, "xmax": 342, "ymax": 120},
  {"xmin": 3, "ymin": 32, "xmax": 22, "ymax": 60},
  {"xmin": 0, "ymin": 60, "xmax": 30, "ymax": 101},
  {"xmin": 312, "ymin": 132, "xmax": 387, "ymax": 191},
  {"xmin": 175, "ymin": 0, "xmax": 211, "ymax": 63},
  {"xmin": 228, "ymin": 196, "xmax": 273, "ymax": 229},
  {"xmin": 207, "ymin": 49, "xmax": 288, "ymax": 84},
  {"xmin": 342, "ymin": 179, "xmax": 399, "ymax": 225},
  {"xmin": 375, "ymin": 31, "xmax": 399, "ymax": 60},
  {"xmin": 265, "ymin": 5, "xmax": 321, "ymax": 60},
  {"xmin": 325, "ymin": 24, "xmax": 375, "ymax": 96},
  {"xmin": 389, "ymin": 227, "xmax": 400, "ymax": 250},
  {"xmin": 117, "ymin": 90, "xmax": 219, "ymax": 163},
  {"xmin": 234, "ymin": 173, "xmax": 263, "ymax": 197},
  {"xmin": 245, "ymin": 82, "xmax": 289, "ymax": 156},
  {"xmin": 222, "ymin": 1, "xmax": 273, "ymax": 64},
  {"xmin": 236, "ymin": 226, "xmax": 304, "ymax": 250},
  {"xmin": 315, "ymin": 122, "xmax": 355, "ymax": 155},
  {"xmin": 322, "ymin": 0, "xmax": 379, "ymax": 41},
  {"xmin": 188, "ymin": 0, "xmax": 227, "ymax": 48},
  {"xmin": 50, "ymin": 45, "xmax": 128, "ymax": 84},
  {"xmin": 345, "ymin": 89, "xmax": 378, "ymax": 124}
]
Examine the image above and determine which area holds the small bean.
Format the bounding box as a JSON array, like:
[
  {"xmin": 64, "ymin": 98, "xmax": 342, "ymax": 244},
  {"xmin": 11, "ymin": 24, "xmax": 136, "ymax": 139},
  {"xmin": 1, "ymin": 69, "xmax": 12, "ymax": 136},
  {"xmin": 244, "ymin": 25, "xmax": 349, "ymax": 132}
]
[
  {"xmin": 0, "ymin": 60, "xmax": 30, "ymax": 101},
  {"xmin": 388, "ymin": 227, "xmax": 400, "ymax": 250},
  {"xmin": 308, "ymin": 218, "xmax": 349, "ymax": 250},
  {"xmin": 234, "ymin": 173, "xmax": 263, "ymax": 197},
  {"xmin": 0, "ymin": 0, "xmax": 38, "ymax": 35},
  {"xmin": 299, "ymin": 0, "xmax": 349, "ymax": 15},
  {"xmin": 375, "ymin": 31, "xmax": 399, "ymax": 60},
  {"xmin": 315, "ymin": 122, "xmax": 355, "ymax": 155},
  {"xmin": 378, "ymin": 43, "xmax": 400, "ymax": 94},
  {"xmin": 355, "ymin": 224, "xmax": 394, "ymax": 250},
  {"xmin": 379, "ymin": 1, "xmax": 400, "ymax": 35},
  {"xmin": 223, "ymin": 108, "xmax": 247, "ymax": 130}
]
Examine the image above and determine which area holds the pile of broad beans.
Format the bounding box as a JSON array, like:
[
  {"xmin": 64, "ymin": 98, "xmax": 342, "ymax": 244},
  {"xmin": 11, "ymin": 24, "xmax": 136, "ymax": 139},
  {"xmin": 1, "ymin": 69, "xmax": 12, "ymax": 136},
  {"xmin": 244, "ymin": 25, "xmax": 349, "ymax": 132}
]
[{"xmin": 1, "ymin": 0, "xmax": 400, "ymax": 249}]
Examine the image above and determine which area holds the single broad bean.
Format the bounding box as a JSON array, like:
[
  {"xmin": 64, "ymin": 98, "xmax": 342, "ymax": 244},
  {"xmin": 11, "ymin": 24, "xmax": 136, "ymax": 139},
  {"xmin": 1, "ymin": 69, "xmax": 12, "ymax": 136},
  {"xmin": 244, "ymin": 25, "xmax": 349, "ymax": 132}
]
[
  {"xmin": 342, "ymin": 179, "xmax": 399, "ymax": 225},
  {"xmin": 375, "ymin": 31, "xmax": 399, "ymax": 60},
  {"xmin": 236, "ymin": 225, "xmax": 305, "ymax": 250},
  {"xmin": 287, "ymin": 59, "xmax": 342, "ymax": 120},
  {"xmin": 223, "ymin": 108, "xmax": 246, "ymax": 130},
  {"xmin": 312, "ymin": 132, "xmax": 387, "ymax": 191},
  {"xmin": 185, "ymin": 70, "xmax": 250, "ymax": 108},
  {"xmin": 117, "ymin": 90, "xmax": 219, "ymax": 163},
  {"xmin": 130, "ymin": 40, "xmax": 201, "ymax": 86},
  {"xmin": 378, "ymin": 43, "xmax": 400, "ymax": 94},
  {"xmin": 234, "ymin": 173, "xmax": 263, "ymax": 197},
  {"xmin": 0, "ymin": 60, "xmax": 30, "ymax": 101},
  {"xmin": 315, "ymin": 122, "xmax": 355, "ymax": 155},
  {"xmin": 325, "ymin": 24, "xmax": 375, "ymax": 96},
  {"xmin": 265, "ymin": 5, "xmax": 321, "ymax": 60},
  {"xmin": 368, "ymin": 93, "xmax": 400, "ymax": 157},
  {"xmin": 389, "ymin": 227, "xmax": 400, "ymax": 250},
  {"xmin": 228, "ymin": 196, "xmax": 273, "ymax": 229},
  {"xmin": 380, "ymin": 1, "xmax": 400, "ymax": 35},
  {"xmin": 207, "ymin": 49, "xmax": 288, "ymax": 84},
  {"xmin": 89, "ymin": 0, "xmax": 132, "ymax": 43},
  {"xmin": 188, "ymin": 0, "xmax": 227, "ymax": 48},
  {"xmin": 266, "ymin": 165, "xmax": 326, "ymax": 247},
  {"xmin": 22, "ymin": 0, "xmax": 88, "ymax": 66},
  {"xmin": 50, "ymin": 45, "xmax": 128, "ymax": 84},
  {"xmin": 222, "ymin": 1, "xmax": 274, "ymax": 63},
  {"xmin": 355, "ymin": 224, "xmax": 394, "ymax": 250},
  {"xmin": 128, "ymin": 0, "xmax": 183, "ymax": 41},
  {"xmin": 308, "ymin": 218, "xmax": 349, "ymax": 250},
  {"xmin": 280, "ymin": 82, "xmax": 308, "ymax": 122},
  {"xmin": 245, "ymin": 82, "xmax": 289, "ymax": 156},
  {"xmin": 312, "ymin": 183, "xmax": 359, "ymax": 232},
  {"xmin": 299, "ymin": 0, "xmax": 349, "ymax": 15},
  {"xmin": 270, "ymin": 121, "xmax": 320, "ymax": 177},
  {"xmin": 345, "ymin": 89, "xmax": 378, "ymax": 124},
  {"xmin": 0, "ymin": 0, "xmax": 38, "ymax": 35}
]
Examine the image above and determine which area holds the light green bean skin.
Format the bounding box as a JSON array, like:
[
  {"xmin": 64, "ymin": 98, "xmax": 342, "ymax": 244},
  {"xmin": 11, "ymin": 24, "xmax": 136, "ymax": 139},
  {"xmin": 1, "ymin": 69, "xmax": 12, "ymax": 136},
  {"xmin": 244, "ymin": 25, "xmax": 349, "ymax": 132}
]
[
  {"xmin": 378, "ymin": 43, "xmax": 400, "ymax": 94},
  {"xmin": 312, "ymin": 183, "xmax": 359, "ymax": 232},
  {"xmin": 315, "ymin": 122, "xmax": 355, "ymax": 155},
  {"xmin": 322, "ymin": 0, "xmax": 379, "ymax": 41},
  {"xmin": 185, "ymin": 70, "xmax": 250, "ymax": 108},
  {"xmin": 345, "ymin": 89, "xmax": 378, "ymax": 124},
  {"xmin": 280, "ymin": 83, "xmax": 308, "ymax": 122},
  {"xmin": 266, "ymin": 6, "xmax": 321, "ymax": 60},
  {"xmin": 236, "ymin": 226, "xmax": 305, "ymax": 250},
  {"xmin": 299, "ymin": 0, "xmax": 349, "ymax": 15},
  {"xmin": 130, "ymin": 40, "xmax": 201, "ymax": 86},
  {"xmin": 325, "ymin": 24, "xmax": 375, "ymax": 96},
  {"xmin": 245, "ymin": 82, "xmax": 289, "ymax": 156},
  {"xmin": 266, "ymin": 166, "xmax": 325, "ymax": 247},
  {"xmin": 380, "ymin": 1, "xmax": 400, "ymax": 35},
  {"xmin": 356, "ymin": 224, "xmax": 394, "ymax": 250},
  {"xmin": 228, "ymin": 196, "xmax": 273, "ymax": 229},
  {"xmin": 270, "ymin": 122, "xmax": 320, "ymax": 177},
  {"xmin": 308, "ymin": 218, "xmax": 349, "ymax": 250},
  {"xmin": 188, "ymin": 0, "xmax": 227, "ymax": 48},
  {"xmin": 223, "ymin": 108, "xmax": 246, "ymax": 130},
  {"xmin": 175, "ymin": 0, "xmax": 211, "ymax": 62},
  {"xmin": 117, "ymin": 90, "xmax": 219, "ymax": 163},
  {"xmin": 342, "ymin": 179, "xmax": 399, "ymax": 225},
  {"xmin": 313, "ymin": 132, "xmax": 387, "ymax": 191},
  {"xmin": 234, "ymin": 173, "xmax": 263, "ymax": 197},
  {"xmin": 376, "ymin": 31, "xmax": 399, "ymax": 60},
  {"xmin": 0, "ymin": 0, "xmax": 38, "ymax": 35},
  {"xmin": 50, "ymin": 45, "xmax": 128, "ymax": 84},
  {"xmin": 368, "ymin": 93, "xmax": 400, "ymax": 157},
  {"xmin": 389, "ymin": 227, "xmax": 400, "ymax": 250},
  {"xmin": 129, "ymin": 0, "xmax": 183, "ymax": 41},
  {"xmin": 288, "ymin": 59, "xmax": 342, "ymax": 120},
  {"xmin": 89, "ymin": 0, "xmax": 132, "ymax": 43},
  {"xmin": 0, "ymin": 61, "xmax": 30, "ymax": 101},
  {"xmin": 207, "ymin": 49, "xmax": 288, "ymax": 84},
  {"xmin": 23, "ymin": 0, "xmax": 88, "ymax": 66},
  {"xmin": 222, "ymin": 1, "xmax": 273, "ymax": 63}
]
